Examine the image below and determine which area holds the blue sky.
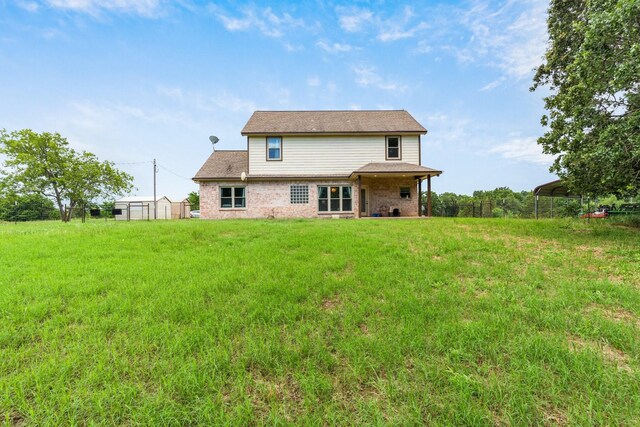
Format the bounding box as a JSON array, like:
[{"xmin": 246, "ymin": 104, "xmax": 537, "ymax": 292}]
[{"xmin": 0, "ymin": 0, "xmax": 555, "ymax": 199}]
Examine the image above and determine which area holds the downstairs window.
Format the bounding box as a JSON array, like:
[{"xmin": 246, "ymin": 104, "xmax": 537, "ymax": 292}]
[
  {"xmin": 220, "ymin": 186, "xmax": 246, "ymax": 209},
  {"xmin": 318, "ymin": 186, "xmax": 352, "ymax": 212}
]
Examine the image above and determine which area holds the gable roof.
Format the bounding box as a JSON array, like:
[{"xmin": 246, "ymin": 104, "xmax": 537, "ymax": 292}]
[
  {"xmin": 241, "ymin": 110, "xmax": 427, "ymax": 135},
  {"xmin": 193, "ymin": 150, "xmax": 248, "ymax": 180}
]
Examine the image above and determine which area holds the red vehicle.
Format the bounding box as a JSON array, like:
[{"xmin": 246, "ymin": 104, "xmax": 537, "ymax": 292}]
[
  {"xmin": 580, "ymin": 210, "xmax": 608, "ymax": 219},
  {"xmin": 580, "ymin": 205, "xmax": 610, "ymax": 218}
]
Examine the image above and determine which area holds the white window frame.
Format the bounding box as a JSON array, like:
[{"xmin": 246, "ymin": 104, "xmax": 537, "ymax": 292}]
[
  {"xmin": 220, "ymin": 186, "xmax": 246, "ymax": 209},
  {"xmin": 318, "ymin": 185, "xmax": 353, "ymax": 212},
  {"xmin": 385, "ymin": 135, "xmax": 402, "ymax": 160},
  {"xmin": 266, "ymin": 136, "xmax": 282, "ymax": 161}
]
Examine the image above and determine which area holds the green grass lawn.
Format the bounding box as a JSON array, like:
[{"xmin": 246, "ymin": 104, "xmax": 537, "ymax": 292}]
[{"xmin": 1, "ymin": 218, "xmax": 639, "ymax": 426}]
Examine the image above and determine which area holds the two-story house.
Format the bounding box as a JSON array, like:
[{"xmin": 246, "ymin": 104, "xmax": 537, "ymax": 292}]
[{"xmin": 193, "ymin": 110, "xmax": 442, "ymax": 219}]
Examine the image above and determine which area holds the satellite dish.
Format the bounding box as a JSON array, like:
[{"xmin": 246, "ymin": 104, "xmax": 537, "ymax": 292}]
[
  {"xmin": 241, "ymin": 172, "xmax": 247, "ymax": 181},
  {"xmin": 209, "ymin": 135, "xmax": 219, "ymax": 144}
]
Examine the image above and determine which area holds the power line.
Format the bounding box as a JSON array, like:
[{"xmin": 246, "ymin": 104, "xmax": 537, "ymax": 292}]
[
  {"xmin": 113, "ymin": 160, "xmax": 153, "ymax": 165},
  {"xmin": 157, "ymin": 163, "xmax": 193, "ymax": 181},
  {"xmin": 113, "ymin": 159, "xmax": 192, "ymax": 181}
]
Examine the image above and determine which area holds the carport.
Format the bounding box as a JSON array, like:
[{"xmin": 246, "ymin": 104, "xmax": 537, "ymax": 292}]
[{"xmin": 533, "ymin": 179, "xmax": 582, "ymax": 219}]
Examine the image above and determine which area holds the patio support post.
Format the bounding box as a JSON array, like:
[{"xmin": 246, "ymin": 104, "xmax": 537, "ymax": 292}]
[
  {"xmin": 427, "ymin": 175, "xmax": 432, "ymax": 217},
  {"xmin": 357, "ymin": 175, "xmax": 362, "ymax": 218},
  {"xmin": 417, "ymin": 178, "xmax": 422, "ymax": 216}
]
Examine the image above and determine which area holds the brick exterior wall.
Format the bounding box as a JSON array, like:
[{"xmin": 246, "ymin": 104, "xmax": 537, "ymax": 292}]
[
  {"xmin": 361, "ymin": 177, "xmax": 419, "ymax": 217},
  {"xmin": 199, "ymin": 178, "xmax": 420, "ymax": 219},
  {"xmin": 200, "ymin": 180, "xmax": 358, "ymax": 219}
]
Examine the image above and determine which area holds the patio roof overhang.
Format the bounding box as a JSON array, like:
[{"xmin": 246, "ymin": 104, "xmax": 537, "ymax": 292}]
[{"xmin": 350, "ymin": 162, "xmax": 443, "ymax": 179}]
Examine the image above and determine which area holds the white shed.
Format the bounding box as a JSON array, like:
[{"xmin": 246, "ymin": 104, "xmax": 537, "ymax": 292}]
[{"xmin": 114, "ymin": 196, "xmax": 173, "ymax": 220}]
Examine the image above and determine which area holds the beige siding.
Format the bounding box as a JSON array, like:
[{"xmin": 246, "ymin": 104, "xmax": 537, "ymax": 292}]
[{"xmin": 248, "ymin": 135, "xmax": 420, "ymax": 176}]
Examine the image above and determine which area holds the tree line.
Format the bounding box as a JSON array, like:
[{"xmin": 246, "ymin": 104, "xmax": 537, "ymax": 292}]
[{"xmin": 425, "ymin": 187, "xmax": 639, "ymax": 218}]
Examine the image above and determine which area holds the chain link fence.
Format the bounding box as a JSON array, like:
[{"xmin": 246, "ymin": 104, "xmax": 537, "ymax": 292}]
[{"xmin": 426, "ymin": 196, "xmax": 583, "ymax": 218}]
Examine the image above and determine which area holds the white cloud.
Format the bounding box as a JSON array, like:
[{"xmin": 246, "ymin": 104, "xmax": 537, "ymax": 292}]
[
  {"xmin": 353, "ymin": 65, "xmax": 406, "ymax": 92},
  {"xmin": 336, "ymin": 5, "xmax": 428, "ymax": 43},
  {"xmin": 336, "ymin": 6, "xmax": 373, "ymax": 32},
  {"xmin": 18, "ymin": 1, "xmax": 39, "ymax": 12},
  {"xmin": 213, "ymin": 6, "xmax": 304, "ymax": 38},
  {"xmin": 211, "ymin": 91, "xmax": 257, "ymax": 114},
  {"xmin": 283, "ymin": 42, "xmax": 304, "ymax": 52},
  {"xmin": 488, "ymin": 136, "xmax": 555, "ymax": 165},
  {"xmin": 422, "ymin": 113, "xmax": 476, "ymax": 150},
  {"xmin": 459, "ymin": 0, "xmax": 548, "ymax": 80},
  {"xmin": 157, "ymin": 85, "xmax": 184, "ymax": 101},
  {"xmin": 480, "ymin": 76, "xmax": 506, "ymax": 91},
  {"xmin": 316, "ymin": 40, "xmax": 355, "ymax": 53},
  {"xmin": 307, "ymin": 76, "xmax": 320, "ymax": 87},
  {"xmin": 377, "ymin": 7, "xmax": 429, "ymax": 42},
  {"xmin": 44, "ymin": 0, "xmax": 163, "ymax": 17},
  {"xmin": 414, "ymin": 40, "xmax": 432, "ymax": 54}
]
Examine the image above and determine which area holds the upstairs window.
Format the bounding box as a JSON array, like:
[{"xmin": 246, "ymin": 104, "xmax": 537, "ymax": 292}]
[
  {"xmin": 267, "ymin": 136, "xmax": 282, "ymax": 161},
  {"xmin": 386, "ymin": 136, "xmax": 401, "ymax": 160}
]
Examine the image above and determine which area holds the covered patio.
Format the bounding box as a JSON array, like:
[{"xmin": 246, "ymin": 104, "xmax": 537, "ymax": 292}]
[{"xmin": 351, "ymin": 162, "xmax": 442, "ymax": 218}]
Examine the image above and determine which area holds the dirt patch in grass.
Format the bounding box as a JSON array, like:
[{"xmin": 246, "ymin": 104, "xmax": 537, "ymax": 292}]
[
  {"xmin": 321, "ymin": 295, "xmax": 342, "ymax": 311},
  {"xmin": 247, "ymin": 371, "xmax": 304, "ymax": 419},
  {"xmin": 586, "ymin": 304, "xmax": 640, "ymax": 328},
  {"xmin": 567, "ymin": 335, "xmax": 632, "ymax": 373},
  {"xmin": 541, "ymin": 404, "xmax": 568, "ymax": 426},
  {"xmin": 325, "ymin": 263, "xmax": 354, "ymax": 281},
  {"xmin": 359, "ymin": 323, "xmax": 370, "ymax": 335},
  {"xmin": 490, "ymin": 407, "xmax": 508, "ymax": 427},
  {"xmin": 6, "ymin": 412, "xmax": 26, "ymax": 427},
  {"xmin": 408, "ymin": 242, "xmax": 421, "ymax": 255},
  {"xmin": 575, "ymin": 245, "xmax": 607, "ymax": 258}
]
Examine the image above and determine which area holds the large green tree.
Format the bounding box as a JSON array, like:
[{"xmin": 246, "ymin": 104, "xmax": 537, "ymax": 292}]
[
  {"xmin": 532, "ymin": 0, "xmax": 640, "ymax": 196},
  {"xmin": 0, "ymin": 129, "xmax": 134, "ymax": 222}
]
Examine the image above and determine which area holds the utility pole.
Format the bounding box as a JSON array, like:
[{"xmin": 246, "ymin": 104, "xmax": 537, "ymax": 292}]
[{"xmin": 153, "ymin": 158, "xmax": 157, "ymax": 219}]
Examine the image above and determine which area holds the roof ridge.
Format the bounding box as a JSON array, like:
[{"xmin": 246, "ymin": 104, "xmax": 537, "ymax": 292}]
[{"xmin": 252, "ymin": 109, "xmax": 407, "ymax": 112}]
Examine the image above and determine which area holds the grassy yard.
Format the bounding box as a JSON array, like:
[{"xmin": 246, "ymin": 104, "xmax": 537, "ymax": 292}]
[{"xmin": 0, "ymin": 218, "xmax": 639, "ymax": 425}]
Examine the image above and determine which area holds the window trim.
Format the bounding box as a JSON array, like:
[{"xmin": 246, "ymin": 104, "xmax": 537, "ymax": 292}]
[
  {"xmin": 317, "ymin": 185, "xmax": 353, "ymax": 213},
  {"xmin": 219, "ymin": 185, "xmax": 246, "ymax": 210},
  {"xmin": 266, "ymin": 136, "xmax": 283, "ymax": 161},
  {"xmin": 385, "ymin": 135, "xmax": 402, "ymax": 160}
]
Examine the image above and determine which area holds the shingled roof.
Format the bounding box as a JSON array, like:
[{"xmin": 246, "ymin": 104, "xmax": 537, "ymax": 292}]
[
  {"xmin": 352, "ymin": 162, "xmax": 442, "ymax": 177},
  {"xmin": 241, "ymin": 110, "xmax": 427, "ymax": 135},
  {"xmin": 193, "ymin": 150, "xmax": 247, "ymax": 180}
]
